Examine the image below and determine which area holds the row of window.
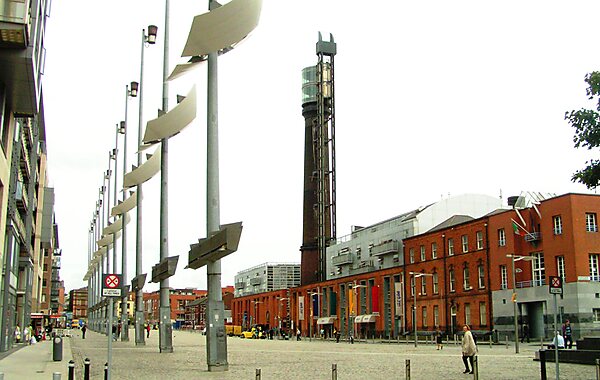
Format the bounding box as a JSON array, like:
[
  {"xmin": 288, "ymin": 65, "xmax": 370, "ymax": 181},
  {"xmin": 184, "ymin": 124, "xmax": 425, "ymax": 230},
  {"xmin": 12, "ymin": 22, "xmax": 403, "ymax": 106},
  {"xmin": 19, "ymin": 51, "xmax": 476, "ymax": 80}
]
[
  {"xmin": 410, "ymin": 264, "xmax": 486, "ymax": 295},
  {"xmin": 408, "ymin": 231, "xmax": 485, "ymax": 263},
  {"xmin": 412, "ymin": 302, "xmax": 487, "ymax": 328}
]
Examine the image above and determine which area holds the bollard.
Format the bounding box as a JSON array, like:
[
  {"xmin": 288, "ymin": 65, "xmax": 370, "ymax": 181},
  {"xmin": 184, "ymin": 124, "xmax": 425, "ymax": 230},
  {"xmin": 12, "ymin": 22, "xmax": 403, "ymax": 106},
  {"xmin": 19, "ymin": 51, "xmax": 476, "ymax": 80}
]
[
  {"xmin": 68, "ymin": 360, "xmax": 75, "ymax": 380},
  {"xmin": 53, "ymin": 373, "xmax": 61, "ymax": 380},
  {"xmin": 255, "ymin": 368, "xmax": 261, "ymax": 380},
  {"xmin": 405, "ymin": 359, "xmax": 411, "ymax": 380},
  {"xmin": 489, "ymin": 334, "xmax": 492, "ymax": 348},
  {"xmin": 406, "ymin": 335, "xmax": 408, "ymax": 345},
  {"xmin": 596, "ymin": 358, "xmax": 600, "ymax": 380},
  {"xmin": 104, "ymin": 362, "xmax": 108, "ymax": 380},
  {"xmin": 84, "ymin": 358, "xmax": 91, "ymax": 380},
  {"xmin": 473, "ymin": 356, "xmax": 479, "ymax": 380},
  {"xmin": 539, "ymin": 350, "xmax": 547, "ymax": 380},
  {"xmin": 332, "ymin": 363, "xmax": 337, "ymax": 380}
]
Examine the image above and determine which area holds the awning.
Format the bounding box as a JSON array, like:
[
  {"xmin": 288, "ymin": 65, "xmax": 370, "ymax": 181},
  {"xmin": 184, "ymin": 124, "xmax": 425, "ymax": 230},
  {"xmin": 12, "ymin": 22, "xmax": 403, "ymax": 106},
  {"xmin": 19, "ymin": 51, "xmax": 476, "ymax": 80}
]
[
  {"xmin": 355, "ymin": 314, "xmax": 377, "ymax": 323},
  {"xmin": 316, "ymin": 317, "xmax": 336, "ymax": 325}
]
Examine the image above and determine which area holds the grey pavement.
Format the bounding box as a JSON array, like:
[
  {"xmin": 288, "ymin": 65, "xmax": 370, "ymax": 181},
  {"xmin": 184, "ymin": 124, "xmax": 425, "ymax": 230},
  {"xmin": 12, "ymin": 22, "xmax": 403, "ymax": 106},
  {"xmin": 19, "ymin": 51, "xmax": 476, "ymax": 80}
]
[{"xmin": 1, "ymin": 328, "xmax": 599, "ymax": 379}]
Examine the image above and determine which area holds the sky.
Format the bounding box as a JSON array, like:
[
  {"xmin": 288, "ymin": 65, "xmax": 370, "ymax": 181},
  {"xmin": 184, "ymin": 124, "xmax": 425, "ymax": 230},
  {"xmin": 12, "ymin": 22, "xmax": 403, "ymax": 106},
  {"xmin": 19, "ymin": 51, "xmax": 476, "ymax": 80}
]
[{"xmin": 42, "ymin": 0, "xmax": 600, "ymax": 293}]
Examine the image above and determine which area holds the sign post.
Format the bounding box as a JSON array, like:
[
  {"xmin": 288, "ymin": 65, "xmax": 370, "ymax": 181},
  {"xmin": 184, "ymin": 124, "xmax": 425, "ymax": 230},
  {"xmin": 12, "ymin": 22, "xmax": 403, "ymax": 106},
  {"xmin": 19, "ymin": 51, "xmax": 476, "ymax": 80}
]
[
  {"xmin": 102, "ymin": 274, "xmax": 122, "ymax": 380},
  {"xmin": 549, "ymin": 276, "xmax": 563, "ymax": 380}
]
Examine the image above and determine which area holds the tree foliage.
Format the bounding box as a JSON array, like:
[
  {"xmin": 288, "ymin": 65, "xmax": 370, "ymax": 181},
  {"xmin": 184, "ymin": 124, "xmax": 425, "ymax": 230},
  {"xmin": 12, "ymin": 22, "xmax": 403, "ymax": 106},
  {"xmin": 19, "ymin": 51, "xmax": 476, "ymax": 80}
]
[{"xmin": 565, "ymin": 72, "xmax": 600, "ymax": 189}]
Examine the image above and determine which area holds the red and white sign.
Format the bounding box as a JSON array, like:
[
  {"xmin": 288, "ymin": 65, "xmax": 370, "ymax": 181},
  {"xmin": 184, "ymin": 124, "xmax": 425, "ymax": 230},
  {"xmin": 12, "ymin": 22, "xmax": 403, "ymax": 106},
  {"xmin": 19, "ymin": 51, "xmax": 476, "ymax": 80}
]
[
  {"xmin": 549, "ymin": 276, "xmax": 563, "ymax": 295},
  {"xmin": 102, "ymin": 274, "xmax": 123, "ymax": 297}
]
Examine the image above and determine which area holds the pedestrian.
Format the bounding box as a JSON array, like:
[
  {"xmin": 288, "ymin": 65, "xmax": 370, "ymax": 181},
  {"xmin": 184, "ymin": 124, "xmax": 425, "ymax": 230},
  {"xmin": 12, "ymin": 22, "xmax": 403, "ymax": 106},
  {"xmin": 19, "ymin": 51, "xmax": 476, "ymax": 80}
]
[
  {"xmin": 562, "ymin": 320, "xmax": 573, "ymax": 349},
  {"xmin": 461, "ymin": 325, "xmax": 477, "ymax": 374},
  {"xmin": 146, "ymin": 323, "xmax": 151, "ymax": 338},
  {"xmin": 550, "ymin": 331, "xmax": 565, "ymax": 349},
  {"xmin": 296, "ymin": 328, "xmax": 301, "ymax": 341},
  {"xmin": 14, "ymin": 324, "xmax": 21, "ymax": 343},
  {"xmin": 112, "ymin": 324, "xmax": 117, "ymax": 341},
  {"xmin": 81, "ymin": 323, "xmax": 87, "ymax": 339},
  {"xmin": 24, "ymin": 325, "xmax": 31, "ymax": 345},
  {"xmin": 521, "ymin": 323, "xmax": 530, "ymax": 343},
  {"xmin": 436, "ymin": 328, "xmax": 444, "ymax": 350}
]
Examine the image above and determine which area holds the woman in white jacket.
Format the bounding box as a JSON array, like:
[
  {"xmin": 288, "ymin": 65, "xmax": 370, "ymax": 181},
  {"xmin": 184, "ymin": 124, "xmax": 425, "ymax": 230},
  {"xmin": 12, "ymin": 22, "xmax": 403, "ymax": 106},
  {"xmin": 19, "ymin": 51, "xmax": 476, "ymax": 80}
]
[{"xmin": 461, "ymin": 325, "xmax": 477, "ymax": 374}]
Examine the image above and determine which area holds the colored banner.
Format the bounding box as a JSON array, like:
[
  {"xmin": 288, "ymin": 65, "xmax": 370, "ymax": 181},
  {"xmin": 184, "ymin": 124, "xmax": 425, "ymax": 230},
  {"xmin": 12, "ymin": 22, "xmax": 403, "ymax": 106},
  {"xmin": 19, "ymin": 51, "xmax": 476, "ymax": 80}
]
[
  {"xmin": 312, "ymin": 293, "xmax": 319, "ymax": 317},
  {"xmin": 394, "ymin": 282, "xmax": 403, "ymax": 317},
  {"xmin": 371, "ymin": 285, "xmax": 380, "ymax": 314},
  {"xmin": 348, "ymin": 288, "xmax": 355, "ymax": 316},
  {"xmin": 298, "ymin": 296, "xmax": 305, "ymax": 321}
]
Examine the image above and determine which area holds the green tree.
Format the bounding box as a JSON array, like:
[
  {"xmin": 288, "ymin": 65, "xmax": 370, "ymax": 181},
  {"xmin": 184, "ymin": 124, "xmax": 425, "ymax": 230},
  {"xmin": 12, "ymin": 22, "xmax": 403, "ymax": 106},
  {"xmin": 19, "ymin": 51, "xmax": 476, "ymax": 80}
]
[{"xmin": 565, "ymin": 71, "xmax": 600, "ymax": 189}]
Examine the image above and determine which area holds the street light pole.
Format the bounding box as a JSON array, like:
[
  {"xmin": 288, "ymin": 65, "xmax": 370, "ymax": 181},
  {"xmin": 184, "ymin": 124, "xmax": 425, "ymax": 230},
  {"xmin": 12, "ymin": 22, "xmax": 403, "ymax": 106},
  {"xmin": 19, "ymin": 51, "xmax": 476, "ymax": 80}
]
[
  {"xmin": 507, "ymin": 254, "xmax": 534, "ymax": 354},
  {"xmin": 409, "ymin": 272, "xmax": 433, "ymax": 347}
]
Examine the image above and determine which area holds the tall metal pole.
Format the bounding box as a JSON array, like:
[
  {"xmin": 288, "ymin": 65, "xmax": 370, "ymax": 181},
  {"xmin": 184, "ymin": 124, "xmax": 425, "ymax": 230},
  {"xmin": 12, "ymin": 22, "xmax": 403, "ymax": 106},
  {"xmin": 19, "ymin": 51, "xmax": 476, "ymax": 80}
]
[
  {"xmin": 135, "ymin": 28, "xmax": 147, "ymax": 347},
  {"xmin": 414, "ymin": 275, "xmax": 418, "ymax": 347},
  {"xmin": 121, "ymin": 90, "xmax": 129, "ymax": 341},
  {"xmin": 159, "ymin": 0, "xmax": 173, "ymax": 354},
  {"xmin": 206, "ymin": 1, "xmax": 227, "ymax": 367},
  {"xmin": 553, "ymin": 293, "xmax": 559, "ymax": 380},
  {"xmin": 511, "ymin": 255, "xmax": 519, "ymax": 354},
  {"xmin": 112, "ymin": 128, "xmax": 119, "ymax": 333}
]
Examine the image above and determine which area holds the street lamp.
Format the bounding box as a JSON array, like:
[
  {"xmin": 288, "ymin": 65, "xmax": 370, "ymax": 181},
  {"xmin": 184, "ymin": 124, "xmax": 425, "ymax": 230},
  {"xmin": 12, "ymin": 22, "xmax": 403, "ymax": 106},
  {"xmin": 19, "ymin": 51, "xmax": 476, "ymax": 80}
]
[
  {"xmin": 134, "ymin": 25, "xmax": 157, "ymax": 347},
  {"xmin": 350, "ymin": 284, "xmax": 366, "ymax": 341},
  {"xmin": 278, "ymin": 298, "xmax": 288, "ymax": 332},
  {"xmin": 506, "ymin": 254, "xmax": 535, "ymax": 354},
  {"xmin": 308, "ymin": 292, "xmax": 322, "ymax": 342},
  {"xmin": 409, "ymin": 272, "xmax": 434, "ymax": 347},
  {"xmin": 251, "ymin": 300, "xmax": 262, "ymax": 328}
]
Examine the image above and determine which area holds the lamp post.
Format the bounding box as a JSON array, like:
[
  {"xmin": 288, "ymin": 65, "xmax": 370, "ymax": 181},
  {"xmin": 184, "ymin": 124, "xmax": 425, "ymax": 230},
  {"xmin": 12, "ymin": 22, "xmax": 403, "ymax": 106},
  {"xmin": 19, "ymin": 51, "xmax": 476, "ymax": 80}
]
[
  {"xmin": 506, "ymin": 254, "xmax": 535, "ymax": 354},
  {"xmin": 409, "ymin": 272, "xmax": 434, "ymax": 347},
  {"xmin": 308, "ymin": 292, "xmax": 322, "ymax": 342},
  {"xmin": 350, "ymin": 284, "xmax": 366, "ymax": 341},
  {"xmin": 120, "ymin": 82, "xmax": 137, "ymax": 341},
  {"xmin": 251, "ymin": 301, "xmax": 262, "ymax": 328},
  {"xmin": 278, "ymin": 298, "xmax": 288, "ymax": 332},
  {"xmin": 134, "ymin": 25, "xmax": 157, "ymax": 347}
]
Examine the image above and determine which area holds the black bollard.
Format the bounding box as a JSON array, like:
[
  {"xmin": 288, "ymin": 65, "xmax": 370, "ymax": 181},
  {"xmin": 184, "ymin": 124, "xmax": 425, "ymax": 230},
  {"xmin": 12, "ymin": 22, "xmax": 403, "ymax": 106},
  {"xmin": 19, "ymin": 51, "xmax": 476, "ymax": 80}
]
[
  {"xmin": 473, "ymin": 355, "xmax": 479, "ymax": 380},
  {"xmin": 84, "ymin": 358, "xmax": 91, "ymax": 380},
  {"xmin": 539, "ymin": 350, "xmax": 547, "ymax": 380},
  {"xmin": 596, "ymin": 358, "xmax": 599, "ymax": 380},
  {"xmin": 104, "ymin": 362, "xmax": 108, "ymax": 380},
  {"xmin": 68, "ymin": 360, "xmax": 75, "ymax": 380},
  {"xmin": 332, "ymin": 363, "xmax": 337, "ymax": 380},
  {"xmin": 406, "ymin": 359, "xmax": 411, "ymax": 380},
  {"xmin": 255, "ymin": 368, "xmax": 261, "ymax": 380}
]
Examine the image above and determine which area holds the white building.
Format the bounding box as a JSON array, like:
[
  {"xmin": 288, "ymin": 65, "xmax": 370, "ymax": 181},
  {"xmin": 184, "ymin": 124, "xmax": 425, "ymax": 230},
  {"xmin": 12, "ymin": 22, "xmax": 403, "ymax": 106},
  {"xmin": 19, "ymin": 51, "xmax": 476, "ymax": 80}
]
[{"xmin": 235, "ymin": 263, "xmax": 301, "ymax": 297}]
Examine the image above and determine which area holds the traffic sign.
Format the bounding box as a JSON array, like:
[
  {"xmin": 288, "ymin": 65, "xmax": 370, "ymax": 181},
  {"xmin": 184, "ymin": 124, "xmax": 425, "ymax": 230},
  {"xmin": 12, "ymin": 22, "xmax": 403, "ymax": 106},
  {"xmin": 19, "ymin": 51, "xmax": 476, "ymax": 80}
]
[
  {"xmin": 102, "ymin": 274, "xmax": 123, "ymax": 297},
  {"xmin": 549, "ymin": 276, "xmax": 563, "ymax": 295}
]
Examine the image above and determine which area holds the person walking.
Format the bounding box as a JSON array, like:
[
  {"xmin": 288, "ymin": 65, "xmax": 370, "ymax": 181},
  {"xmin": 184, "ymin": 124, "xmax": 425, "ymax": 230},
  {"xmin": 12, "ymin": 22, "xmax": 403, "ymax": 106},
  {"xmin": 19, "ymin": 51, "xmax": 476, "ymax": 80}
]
[
  {"xmin": 436, "ymin": 328, "xmax": 444, "ymax": 350},
  {"xmin": 14, "ymin": 324, "xmax": 21, "ymax": 343},
  {"xmin": 296, "ymin": 328, "xmax": 301, "ymax": 341},
  {"xmin": 146, "ymin": 323, "xmax": 151, "ymax": 338},
  {"xmin": 461, "ymin": 325, "xmax": 477, "ymax": 374},
  {"xmin": 562, "ymin": 320, "xmax": 573, "ymax": 349},
  {"xmin": 81, "ymin": 324, "xmax": 87, "ymax": 339},
  {"xmin": 521, "ymin": 323, "xmax": 530, "ymax": 343}
]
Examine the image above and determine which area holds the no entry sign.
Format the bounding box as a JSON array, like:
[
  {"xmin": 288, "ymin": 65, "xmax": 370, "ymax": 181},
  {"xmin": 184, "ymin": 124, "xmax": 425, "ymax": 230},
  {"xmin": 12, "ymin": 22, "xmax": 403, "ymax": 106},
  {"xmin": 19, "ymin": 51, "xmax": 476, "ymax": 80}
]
[
  {"xmin": 549, "ymin": 276, "xmax": 563, "ymax": 295},
  {"xmin": 102, "ymin": 274, "xmax": 123, "ymax": 297}
]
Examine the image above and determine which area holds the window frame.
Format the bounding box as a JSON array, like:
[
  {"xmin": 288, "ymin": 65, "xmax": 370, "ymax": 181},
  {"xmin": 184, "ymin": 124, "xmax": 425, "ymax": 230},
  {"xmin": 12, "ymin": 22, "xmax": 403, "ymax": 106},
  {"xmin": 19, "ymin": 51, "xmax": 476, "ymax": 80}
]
[
  {"xmin": 557, "ymin": 256, "xmax": 565, "ymax": 281},
  {"xmin": 553, "ymin": 215, "xmax": 563, "ymax": 235},
  {"xmin": 448, "ymin": 238, "xmax": 454, "ymax": 256},
  {"xmin": 586, "ymin": 213, "xmax": 598, "ymax": 233},
  {"xmin": 409, "ymin": 248, "xmax": 414, "ymax": 264},
  {"xmin": 500, "ymin": 265, "xmax": 508, "ymax": 290},
  {"xmin": 420, "ymin": 245, "xmax": 426, "ymax": 261},
  {"xmin": 498, "ymin": 228, "xmax": 506, "ymax": 247},
  {"xmin": 431, "ymin": 242, "xmax": 438, "ymax": 259},
  {"xmin": 463, "ymin": 266, "xmax": 471, "ymax": 290},
  {"xmin": 476, "ymin": 231, "xmax": 484, "ymax": 250},
  {"xmin": 462, "ymin": 235, "xmax": 469, "ymax": 253},
  {"xmin": 478, "ymin": 264, "xmax": 485, "ymax": 289},
  {"xmin": 590, "ymin": 254, "xmax": 600, "ymax": 282},
  {"xmin": 449, "ymin": 269, "xmax": 455, "ymax": 292}
]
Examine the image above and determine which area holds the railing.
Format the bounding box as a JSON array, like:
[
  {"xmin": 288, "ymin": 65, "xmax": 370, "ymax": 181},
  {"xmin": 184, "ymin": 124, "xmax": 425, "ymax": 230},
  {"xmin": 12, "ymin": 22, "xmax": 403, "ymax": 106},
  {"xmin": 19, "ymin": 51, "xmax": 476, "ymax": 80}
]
[
  {"xmin": 332, "ymin": 254, "xmax": 352, "ymax": 266},
  {"xmin": 371, "ymin": 240, "xmax": 399, "ymax": 256},
  {"xmin": 524, "ymin": 232, "xmax": 541, "ymax": 242},
  {"xmin": 516, "ymin": 279, "xmax": 546, "ymax": 288}
]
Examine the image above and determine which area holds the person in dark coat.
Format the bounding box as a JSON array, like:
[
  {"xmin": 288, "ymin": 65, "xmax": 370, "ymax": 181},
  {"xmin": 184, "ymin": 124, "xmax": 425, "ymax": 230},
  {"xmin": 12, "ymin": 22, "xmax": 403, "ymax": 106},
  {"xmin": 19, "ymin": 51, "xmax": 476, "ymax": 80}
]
[{"xmin": 81, "ymin": 324, "xmax": 87, "ymax": 339}]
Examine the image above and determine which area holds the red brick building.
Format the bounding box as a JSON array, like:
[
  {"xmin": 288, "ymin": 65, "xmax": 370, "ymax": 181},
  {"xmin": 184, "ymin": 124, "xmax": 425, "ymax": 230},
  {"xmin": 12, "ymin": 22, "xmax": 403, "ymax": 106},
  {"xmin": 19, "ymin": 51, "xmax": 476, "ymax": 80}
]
[{"xmin": 231, "ymin": 193, "xmax": 600, "ymax": 340}]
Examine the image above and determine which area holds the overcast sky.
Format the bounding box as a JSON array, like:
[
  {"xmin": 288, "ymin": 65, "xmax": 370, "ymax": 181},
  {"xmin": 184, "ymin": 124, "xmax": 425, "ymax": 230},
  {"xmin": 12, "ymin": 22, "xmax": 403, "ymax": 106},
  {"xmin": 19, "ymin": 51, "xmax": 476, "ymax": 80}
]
[{"xmin": 42, "ymin": 0, "xmax": 598, "ymax": 293}]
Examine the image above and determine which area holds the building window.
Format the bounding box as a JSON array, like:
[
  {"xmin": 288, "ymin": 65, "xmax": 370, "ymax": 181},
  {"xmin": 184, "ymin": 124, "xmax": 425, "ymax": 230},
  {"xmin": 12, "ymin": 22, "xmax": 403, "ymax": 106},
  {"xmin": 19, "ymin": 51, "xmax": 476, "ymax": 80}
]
[
  {"xmin": 410, "ymin": 275, "xmax": 415, "ymax": 296},
  {"xmin": 433, "ymin": 305, "xmax": 440, "ymax": 327},
  {"xmin": 420, "ymin": 245, "xmax": 426, "ymax": 261},
  {"xmin": 557, "ymin": 256, "xmax": 565, "ymax": 281},
  {"xmin": 462, "ymin": 235, "xmax": 469, "ymax": 253},
  {"xmin": 409, "ymin": 248, "xmax": 415, "ymax": 264},
  {"xmin": 593, "ymin": 308, "xmax": 600, "ymax": 323},
  {"xmin": 448, "ymin": 239, "xmax": 454, "ymax": 256},
  {"xmin": 500, "ymin": 265, "xmax": 508, "ymax": 290},
  {"xmin": 433, "ymin": 272, "xmax": 439, "ymax": 294},
  {"xmin": 498, "ymin": 228, "xmax": 506, "ymax": 247},
  {"xmin": 479, "ymin": 302, "xmax": 487, "ymax": 326},
  {"xmin": 432, "ymin": 242, "xmax": 438, "ymax": 259},
  {"xmin": 590, "ymin": 254, "xmax": 600, "ymax": 282},
  {"xmin": 553, "ymin": 215, "xmax": 563, "ymax": 235},
  {"xmin": 532, "ymin": 252, "xmax": 545, "ymax": 286},
  {"xmin": 422, "ymin": 306, "xmax": 427, "ymax": 328},
  {"xmin": 463, "ymin": 266, "xmax": 471, "ymax": 290},
  {"xmin": 356, "ymin": 246, "xmax": 362, "ymax": 260},
  {"xmin": 587, "ymin": 213, "xmax": 598, "ymax": 232},
  {"xmin": 449, "ymin": 269, "xmax": 455, "ymax": 292},
  {"xmin": 464, "ymin": 303, "xmax": 471, "ymax": 325},
  {"xmin": 478, "ymin": 264, "xmax": 485, "ymax": 289},
  {"xmin": 476, "ymin": 231, "xmax": 483, "ymax": 250}
]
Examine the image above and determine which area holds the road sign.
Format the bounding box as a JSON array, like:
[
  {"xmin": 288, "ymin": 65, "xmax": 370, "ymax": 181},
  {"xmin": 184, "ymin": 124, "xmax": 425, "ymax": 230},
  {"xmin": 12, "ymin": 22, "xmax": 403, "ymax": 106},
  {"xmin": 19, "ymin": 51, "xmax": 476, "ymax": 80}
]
[
  {"xmin": 102, "ymin": 274, "xmax": 123, "ymax": 297},
  {"xmin": 549, "ymin": 276, "xmax": 563, "ymax": 295}
]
